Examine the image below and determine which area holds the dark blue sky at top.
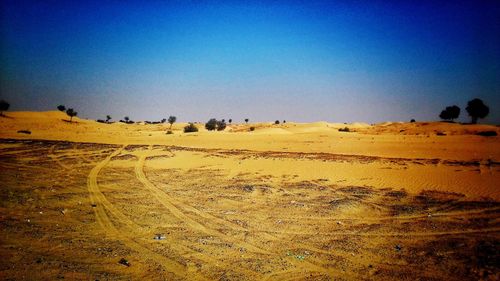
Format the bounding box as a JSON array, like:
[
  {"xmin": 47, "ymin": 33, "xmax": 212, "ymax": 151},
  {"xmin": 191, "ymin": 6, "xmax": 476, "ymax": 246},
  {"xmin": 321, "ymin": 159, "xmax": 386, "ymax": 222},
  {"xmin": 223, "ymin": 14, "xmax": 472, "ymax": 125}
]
[{"xmin": 1, "ymin": 1, "xmax": 499, "ymax": 123}]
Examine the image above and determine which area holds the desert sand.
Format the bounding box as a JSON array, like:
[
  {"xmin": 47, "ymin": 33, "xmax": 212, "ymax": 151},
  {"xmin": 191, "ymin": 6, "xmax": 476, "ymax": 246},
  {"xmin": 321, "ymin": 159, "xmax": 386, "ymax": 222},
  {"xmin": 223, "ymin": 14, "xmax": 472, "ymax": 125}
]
[{"xmin": 1, "ymin": 111, "xmax": 499, "ymax": 280}]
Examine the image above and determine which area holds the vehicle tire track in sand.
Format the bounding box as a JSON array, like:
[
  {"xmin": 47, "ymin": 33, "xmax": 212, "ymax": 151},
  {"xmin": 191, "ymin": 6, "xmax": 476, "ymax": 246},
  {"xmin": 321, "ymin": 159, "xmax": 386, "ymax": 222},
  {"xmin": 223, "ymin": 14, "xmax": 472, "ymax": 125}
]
[
  {"xmin": 134, "ymin": 147, "xmax": 270, "ymax": 255},
  {"xmin": 136, "ymin": 146, "xmax": 357, "ymax": 280},
  {"xmin": 88, "ymin": 145, "xmax": 207, "ymax": 281}
]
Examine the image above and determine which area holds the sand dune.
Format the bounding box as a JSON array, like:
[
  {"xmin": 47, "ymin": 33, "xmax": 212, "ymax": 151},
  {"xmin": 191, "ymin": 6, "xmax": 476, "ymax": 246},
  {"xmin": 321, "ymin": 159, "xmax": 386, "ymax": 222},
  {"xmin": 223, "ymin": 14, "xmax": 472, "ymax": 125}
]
[{"xmin": 0, "ymin": 111, "xmax": 499, "ymax": 280}]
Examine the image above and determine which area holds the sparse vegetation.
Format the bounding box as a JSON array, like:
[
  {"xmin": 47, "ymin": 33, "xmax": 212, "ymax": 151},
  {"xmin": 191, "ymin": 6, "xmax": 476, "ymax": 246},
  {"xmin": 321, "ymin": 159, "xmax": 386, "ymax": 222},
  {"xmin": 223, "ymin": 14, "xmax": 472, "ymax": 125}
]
[
  {"xmin": 249, "ymin": 126, "xmax": 255, "ymax": 131},
  {"xmin": 466, "ymin": 98, "xmax": 489, "ymax": 124},
  {"xmin": 57, "ymin": 105, "xmax": 66, "ymax": 112},
  {"xmin": 439, "ymin": 105, "xmax": 460, "ymax": 122},
  {"xmin": 0, "ymin": 100, "xmax": 10, "ymax": 116},
  {"xmin": 184, "ymin": 123, "xmax": 198, "ymax": 133},
  {"xmin": 476, "ymin": 131, "xmax": 497, "ymax": 137},
  {"xmin": 205, "ymin": 118, "xmax": 217, "ymax": 131},
  {"xmin": 216, "ymin": 120, "xmax": 226, "ymax": 131},
  {"xmin": 168, "ymin": 116, "xmax": 176, "ymax": 129},
  {"xmin": 166, "ymin": 130, "xmax": 173, "ymax": 135},
  {"xmin": 274, "ymin": 120, "xmax": 280, "ymax": 125},
  {"xmin": 65, "ymin": 108, "xmax": 77, "ymax": 122},
  {"xmin": 338, "ymin": 127, "xmax": 350, "ymax": 132}
]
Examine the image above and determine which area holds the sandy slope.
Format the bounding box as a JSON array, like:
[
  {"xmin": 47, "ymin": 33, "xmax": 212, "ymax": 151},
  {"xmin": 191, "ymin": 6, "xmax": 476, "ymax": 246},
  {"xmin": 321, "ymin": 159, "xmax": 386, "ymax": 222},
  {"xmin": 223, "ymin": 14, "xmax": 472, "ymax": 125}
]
[{"xmin": 0, "ymin": 111, "xmax": 499, "ymax": 280}]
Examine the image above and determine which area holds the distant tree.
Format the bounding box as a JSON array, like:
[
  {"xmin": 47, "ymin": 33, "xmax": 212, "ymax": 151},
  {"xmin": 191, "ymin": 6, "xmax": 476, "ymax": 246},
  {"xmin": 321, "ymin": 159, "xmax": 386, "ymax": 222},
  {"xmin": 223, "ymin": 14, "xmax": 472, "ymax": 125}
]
[
  {"xmin": 410, "ymin": 119, "xmax": 416, "ymax": 123},
  {"xmin": 184, "ymin": 123, "xmax": 198, "ymax": 133},
  {"xmin": 221, "ymin": 119, "xmax": 225, "ymax": 123},
  {"xmin": 106, "ymin": 115, "xmax": 112, "ymax": 123},
  {"xmin": 66, "ymin": 108, "xmax": 77, "ymax": 122},
  {"xmin": 168, "ymin": 116, "xmax": 176, "ymax": 129},
  {"xmin": 245, "ymin": 118, "xmax": 249, "ymax": 124},
  {"xmin": 124, "ymin": 116, "xmax": 130, "ymax": 122},
  {"xmin": 0, "ymin": 100, "xmax": 10, "ymax": 116},
  {"xmin": 283, "ymin": 120, "xmax": 286, "ymax": 123},
  {"xmin": 466, "ymin": 98, "xmax": 489, "ymax": 124},
  {"xmin": 161, "ymin": 118, "xmax": 167, "ymax": 124},
  {"xmin": 57, "ymin": 105, "xmax": 66, "ymax": 112},
  {"xmin": 205, "ymin": 118, "xmax": 217, "ymax": 131},
  {"xmin": 228, "ymin": 119, "xmax": 232, "ymax": 124},
  {"xmin": 274, "ymin": 120, "xmax": 280, "ymax": 125},
  {"xmin": 216, "ymin": 120, "xmax": 226, "ymax": 131},
  {"xmin": 439, "ymin": 105, "xmax": 460, "ymax": 122}
]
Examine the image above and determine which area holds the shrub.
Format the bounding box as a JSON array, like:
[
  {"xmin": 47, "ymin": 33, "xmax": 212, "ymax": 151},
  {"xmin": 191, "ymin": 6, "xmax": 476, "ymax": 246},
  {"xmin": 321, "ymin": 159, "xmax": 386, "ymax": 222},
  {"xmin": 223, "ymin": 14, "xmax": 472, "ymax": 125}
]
[
  {"xmin": 216, "ymin": 120, "xmax": 226, "ymax": 131},
  {"xmin": 0, "ymin": 100, "xmax": 10, "ymax": 116},
  {"xmin": 476, "ymin": 131, "xmax": 497, "ymax": 137},
  {"xmin": 17, "ymin": 130, "xmax": 31, "ymax": 134},
  {"xmin": 249, "ymin": 126, "xmax": 255, "ymax": 131},
  {"xmin": 228, "ymin": 119, "xmax": 232, "ymax": 124},
  {"xmin": 168, "ymin": 116, "xmax": 176, "ymax": 129},
  {"xmin": 57, "ymin": 105, "xmax": 65, "ymax": 112},
  {"xmin": 410, "ymin": 119, "xmax": 415, "ymax": 123},
  {"xmin": 338, "ymin": 127, "xmax": 350, "ymax": 132},
  {"xmin": 274, "ymin": 120, "xmax": 280, "ymax": 125},
  {"xmin": 166, "ymin": 130, "xmax": 173, "ymax": 135},
  {"xmin": 245, "ymin": 118, "xmax": 249, "ymax": 124},
  {"xmin": 439, "ymin": 105, "xmax": 460, "ymax": 121},
  {"xmin": 184, "ymin": 123, "xmax": 198, "ymax": 133},
  {"xmin": 205, "ymin": 118, "xmax": 217, "ymax": 131}
]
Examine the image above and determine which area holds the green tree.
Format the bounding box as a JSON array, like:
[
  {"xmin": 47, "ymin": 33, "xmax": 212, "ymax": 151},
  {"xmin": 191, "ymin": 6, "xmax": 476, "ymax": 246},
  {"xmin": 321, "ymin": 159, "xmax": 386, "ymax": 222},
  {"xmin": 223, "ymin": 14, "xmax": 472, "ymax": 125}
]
[
  {"xmin": 168, "ymin": 116, "xmax": 177, "ymax": 129},
  {"xmin": 66, "ymin": 108, "xmax": 77, "ymax": 122},
  {"xmin": 466, "ymin": 98, "xmax": 489, "ymax": 124}
]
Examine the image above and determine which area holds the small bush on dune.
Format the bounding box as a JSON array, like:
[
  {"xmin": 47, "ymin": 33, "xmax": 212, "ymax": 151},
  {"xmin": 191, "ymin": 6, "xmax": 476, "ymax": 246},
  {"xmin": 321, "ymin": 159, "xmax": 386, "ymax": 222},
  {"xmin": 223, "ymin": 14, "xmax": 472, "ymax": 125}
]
[
  {"xmin": 57, "ymin": 105, "xmax": 66, "ymax": 112},
  {"xmin": 66, "ymin": 108, "xmax": 77, "ymax": 122},
  {"xmin": 476, "ymin": 131, "xmax": 497, "ymax": 137},
  {"xmin": 216, "ymin": 120, "xmax": 226, "ymax": 131},
  {"xmin": 184, "ymin": 123, "xmax": 198, "ymax": 133},
  {"xmin": 338, "ymin": 127, "xmax": 350, "ymax": 132},
  {"xmin": 0, "ymin": 100, "xmax": 10, "ymax": 116},
  {"xmin": 249, "ymin": 126, "xmax": 255, "ymax": 131},
  {"xmin": 205, "ymin": 118, "xmax": 217, "ymax": 131},
  {"xmin": 166, "ymin": 130, "xmax": 173, "ymax": 135},
  {"xmin": 410, "ymin": 119, "xmax": 415, "ymax": 123},
  {"xmin": 274, "ymin": 120, "xmax": 280, "ymax": 125}
]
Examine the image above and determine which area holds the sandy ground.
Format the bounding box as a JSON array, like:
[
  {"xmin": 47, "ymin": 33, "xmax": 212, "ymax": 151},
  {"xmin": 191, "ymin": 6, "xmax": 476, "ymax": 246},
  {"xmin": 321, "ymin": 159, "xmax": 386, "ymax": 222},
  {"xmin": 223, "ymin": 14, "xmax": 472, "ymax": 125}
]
[{"xmin": 0, "ymin": 111, "xmax": 499, "ymax": 280}]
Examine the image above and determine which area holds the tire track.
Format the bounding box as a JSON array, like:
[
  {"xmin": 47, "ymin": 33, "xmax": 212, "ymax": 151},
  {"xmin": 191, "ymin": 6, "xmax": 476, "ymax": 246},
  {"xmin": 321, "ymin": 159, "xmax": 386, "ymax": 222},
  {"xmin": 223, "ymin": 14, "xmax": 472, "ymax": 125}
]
[
  {"xmin": 88, "ymin": 145, "xmax": 205, "ymax": 281},
  {"xmin": 135, "ymin": 146, "xmax": 355, "ymax": 279}
]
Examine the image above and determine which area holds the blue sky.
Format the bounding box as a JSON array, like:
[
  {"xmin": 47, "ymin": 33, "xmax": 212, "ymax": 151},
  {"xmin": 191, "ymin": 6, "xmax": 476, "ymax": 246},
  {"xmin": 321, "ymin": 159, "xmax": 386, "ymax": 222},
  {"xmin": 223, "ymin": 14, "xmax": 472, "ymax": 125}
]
[{"xmin": 1, "ymin": 1, "xmax": 499, "ymax": 123}]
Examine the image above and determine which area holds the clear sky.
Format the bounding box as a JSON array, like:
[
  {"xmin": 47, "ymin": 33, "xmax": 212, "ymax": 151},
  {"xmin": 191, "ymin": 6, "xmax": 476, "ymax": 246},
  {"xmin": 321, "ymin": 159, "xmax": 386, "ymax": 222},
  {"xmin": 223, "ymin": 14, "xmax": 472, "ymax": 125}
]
[{"xmin": 1, "ymin": 1, "xmax": 499, "ymax": 123}]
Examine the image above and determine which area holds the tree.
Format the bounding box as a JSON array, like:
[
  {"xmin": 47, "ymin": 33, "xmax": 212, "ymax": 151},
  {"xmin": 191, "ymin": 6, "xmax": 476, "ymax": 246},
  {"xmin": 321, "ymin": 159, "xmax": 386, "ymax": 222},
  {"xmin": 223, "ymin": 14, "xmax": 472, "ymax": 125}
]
[
  {"xmin": 161, "ymin": 118, "xmax": 166, "ymax": 124},
  {"xmin": 216, "ymin": 120, "xmax": 226, "ymax": 131},
  {"xmin": 124, "ymin": 116, "xmax": 130, "ymax": 122},
  {"xmin": 0, "ymin": 100, "xmax": 10, "ymax": 116},
  {"xmin": 466, "ymin": 98, "xmax": 489, "ymax": 124},
  {"xmin": 228, "ymin": 119, "xmax": 232, "ymax": 124},
  {"xmin": 205, "ymin": 118, "xmax": 217, "ymax": 131},
  {"xmin": 439, "ymin": 105, "xmax": 460, "ymax": 122},
  {"xmin": 274, "ymin": 120, "xmax": 280, "ymax": 125},
  {"xmin": 245, "ymin": 118, "xmax": 249, "ymax": 124},
  {"xmin": 66, "ymin": 108, "xmax": 77, "ymax": 122},
  {"xmin": 184, "ymin": 123, "xmax": 198, "ymax": 133},
  {"xmin": 106, "ymin": 115, "xmax": 112, "ymax": 123},
  {"xmin": 57, "ymin": 105, "xmax": 66, "ymax": 112},
  {"xmin": 168, "ymin": 116, "xmax": 176, "ymax": 129}
]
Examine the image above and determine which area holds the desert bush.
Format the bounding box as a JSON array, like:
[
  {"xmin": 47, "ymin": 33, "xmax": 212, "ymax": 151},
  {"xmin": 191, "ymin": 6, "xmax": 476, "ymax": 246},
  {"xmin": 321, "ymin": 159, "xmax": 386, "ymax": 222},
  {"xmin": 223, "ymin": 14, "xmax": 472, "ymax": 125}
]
[
  {"xmin": 216, "ymin": 120, "xmax": 226, "ymax": 131},
  {"xmin": 17, "ymin": 130, "xmax": 31, "ymax": 134},
  {"xmin": 249, "ymin": 126, "xmax": 255, "ymax": 131},
  {"xmin": 410, "ymin": 119, "xmax": 415, "ymax": 123},
  {"xmin": 245, "ymin": 118, "xmax": 249, "ymax": 124},
  {"xmin": 205, "ymin": 118, "xmax": 217, "ymax": 131},
  {"xmin": 476, "ymin": 131, "xmax": 497, "ymax": 137},
  {"xmin": 161, "ymin": 118, "xmax": 167, "ymax": 123},
  {"xmin": 338, "ymin": 127, "xmax": 350, "ymax": 132},
  {"xmin": 106, "ymin": 115, "xmax": 112, "ymax": 123},
  {"xmin": 466, "ymin": 98, "xmax": 489, "ymax": 124},
  {"xmin": 184, "ymin": 123, "xmax": 198, "ymax": 133},
  {"xmin": 283, "ymin": 120, "xmax": 286, "ymax": 123},
  {"xmin": 166, "ymin": 130, "xmax": 173, "ymax": 135},
  {"xmin": 0, "ymin": 100, "xmax": 10, "ymax": 116},
  {"xmin": 228, "ymin": 119, "xmax": 232, "ymax": 124},
  {"xmin": 57, "ymin": 105, "xmax": 65, "ymax": 112},
  {"xmin": 97, "ymin": 119, "xmax": 106, "ymax": 123},
  {"xmin": 439, "ymin": 105, "xmax": 460, "ymax": 121},
  {"xmin": 66, "ymin": 108, "xmax": 77, "ymax": 122},
  {"xmin": 274, "ymin": 120, "xmax": 280, "ymax": 124}
]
